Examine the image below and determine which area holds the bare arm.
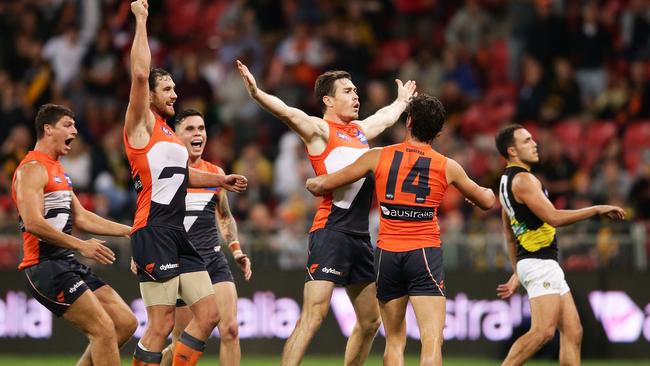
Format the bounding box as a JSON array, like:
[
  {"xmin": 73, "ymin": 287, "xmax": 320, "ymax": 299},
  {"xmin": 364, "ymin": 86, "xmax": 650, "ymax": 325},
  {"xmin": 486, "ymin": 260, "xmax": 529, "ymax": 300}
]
[
  {"xmin": 512, "ymin": 173, "xmax": 625, "ymax": 227},
  {"xmin": 71, "ymin": 193, "xmax": 131, "ymax": 237},
  {"xmin": 355, "ymin": 79, "xmax": 417, "ymax": 140},
  {"xmin": 306, "ymin": 148, "xmax": 381, "ymax": 195},
  {"xmin": 124, "ymin": 0, "xmax": 154, "ymax": 148},
  {"xmin": 445, "ymin": 158, "xmax": 495, "ymax": 210},
  {"xmin": 14, "ymin": 163, "xmax": 115, "ymax": 264},
  {"xmin": 237, "ymin": 60, "xmax": 327, "ymax": 146},
  {"xmin": 496, "ymin": 208, "xmax": 520, "ymax": 299},
  {"xmin": 188, "ymin": 167, "xmax": 248, "ymax": 193}
]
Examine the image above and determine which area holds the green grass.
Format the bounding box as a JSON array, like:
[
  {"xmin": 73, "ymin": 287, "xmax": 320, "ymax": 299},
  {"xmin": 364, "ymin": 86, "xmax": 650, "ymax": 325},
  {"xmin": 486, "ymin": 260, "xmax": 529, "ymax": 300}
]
[{"xmin": 0, "ymin": 355, "xmax": 648, "ymax": 366}]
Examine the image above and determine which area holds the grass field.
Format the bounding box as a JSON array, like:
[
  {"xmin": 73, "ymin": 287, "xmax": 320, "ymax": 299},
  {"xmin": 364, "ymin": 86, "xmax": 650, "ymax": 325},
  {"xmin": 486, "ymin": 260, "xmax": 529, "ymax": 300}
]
[{"xmin": 1, "ymin": 355, "xmax": 649, "ymax": 366}]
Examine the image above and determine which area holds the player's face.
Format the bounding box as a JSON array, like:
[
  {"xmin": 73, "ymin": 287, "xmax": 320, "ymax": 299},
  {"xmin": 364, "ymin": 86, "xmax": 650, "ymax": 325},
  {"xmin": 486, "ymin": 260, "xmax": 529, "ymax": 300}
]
[
  {"xmin": 176, "ymin": 115, "xmax": 206, "ymax": 159},
  {"xmin": 46, "ymin": 116, "xmax": 77, "ymax": 156},
  {"xmin": 329, "ymin": 78, "xmax": 359, "ymax": 122},
  {"xmin": 512, "ymin": 128, "xmax": 539, "ymax": 164},
  {"xmin": 150, "ymin": 75, "xmax": 177, "ymax": 118}
]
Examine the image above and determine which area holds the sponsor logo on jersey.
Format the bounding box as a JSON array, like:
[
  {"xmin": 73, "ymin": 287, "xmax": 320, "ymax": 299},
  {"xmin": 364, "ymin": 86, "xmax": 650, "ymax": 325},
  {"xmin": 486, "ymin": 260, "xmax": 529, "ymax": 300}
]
[
  {"xmin": 64, "ymin": 174, "xmax": 73, "ymax": 187},
  {"xmin": 309, "ymin": 263, "xmax": 319, "ymax": 274},
  {"xmin": 159, "ymin": 263, "xmax": 179, "ymax": 271},
  {"xmin": 56, "ymin": 291, "xmax": 65, "ymax": 302},
  {"xmin": 379, "ymin": 202, "xmax": 435, "ymax": 221},
  {"xmin": 162, "ymin": 126, "xmax": 173, "ymax": 136},
  {"xmin": 322, "ymin": 267, "xmax": 342, "ymax": 276},
  {"xmin": 68, "ymin": 280, "xmax": 84, "ymax": 294},
  {"xmin": 356, "ymin": 130, "xmax": 368, "ymax": 145},
  {"xmin": 53, "ymin": 176, "xmax": 62, "ymax": 184},
  {"xmin": 336, "ymin": 131, "xmax": 351, "ymax": 141},
  {"xmin": 133, "ymin": 174, "xmax": 143, "ymax": 193}
]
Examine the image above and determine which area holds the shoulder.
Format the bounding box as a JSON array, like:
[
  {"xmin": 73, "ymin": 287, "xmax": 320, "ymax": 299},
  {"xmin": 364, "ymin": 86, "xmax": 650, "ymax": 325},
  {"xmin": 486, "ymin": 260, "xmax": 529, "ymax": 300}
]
[
  {"xmin": 15, "ymin": 160, "xmax": 48, "ymax": 186},
  {"xmin": 511, "ymin": 171, "xmax": 540, "ymax": 191}
]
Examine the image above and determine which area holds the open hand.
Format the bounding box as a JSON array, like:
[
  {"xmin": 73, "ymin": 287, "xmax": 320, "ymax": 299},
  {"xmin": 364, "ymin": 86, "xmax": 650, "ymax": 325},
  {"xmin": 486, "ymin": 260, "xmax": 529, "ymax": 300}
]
[
  {"xmin": 496, "ymin": 273, "xmax": 519, "ymax": 300},
  {"xmin": 596, "ymin": 205, "xmax": 626, "ymax": 220},
  {"xmin": 236, "ymin": 60, "xmax": 258, "ymax": 97},
  {"xmin": 395, "ymin": 79, "xmax": 417, "ymax": 104},
  {"xmin": 79, "ymin": 238, "xmax": 116, "ymax": 265}
]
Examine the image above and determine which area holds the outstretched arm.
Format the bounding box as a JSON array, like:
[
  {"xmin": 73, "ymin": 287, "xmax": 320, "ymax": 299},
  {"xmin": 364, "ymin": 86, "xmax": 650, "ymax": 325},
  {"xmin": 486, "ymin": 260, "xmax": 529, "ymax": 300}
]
[
  {"xmin": 355, "ymin": 79, "xmax": 417, "ymax": 140},
  {"xmin": 237, "ymin": 60, "xmax": 327, "ymax": 145},
  {"xmin": 124, "ymin": 0, "xmax": 154, "ymax": 148},
  {"xmin": 512, "ymin": 173, "xmax": 625, "ymax": 227},
  {"xmin": 188, "ymin": 167, "xmax": 248, "ymax": 193},
  {"xmin": 71, "ymin": 193, "xmax": 131, "ymax": 237},
  {"xmin": 445, "ymin": 158, "xmax": 495, "ymax": 210},
  {"xmin": 306, "ymin": 148, "xmax": 381, "ymax": 195}
]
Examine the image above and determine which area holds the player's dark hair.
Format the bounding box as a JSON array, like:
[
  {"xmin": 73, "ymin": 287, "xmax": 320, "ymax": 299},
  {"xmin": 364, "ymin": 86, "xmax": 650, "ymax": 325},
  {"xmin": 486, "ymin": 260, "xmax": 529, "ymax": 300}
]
[
  {"xmin": 495, "ymin": 124, "xmax": 525, "ymax": 159},
  {"xmin": 406, "ymin": 94, "xmax": 446, "ymax": 144},
  {"xmin": 149, "ymin": 67, "xmax": 171, "ymax": 91},
  {"xmin": 34, "ymin": 104, "xmax": 75, "ymax": 140},
  {"xmin": 314, "ymin": 70, "xmax": 352, "ymax": 113},
  {"xmin": 173, "ymin": 109, "xmax": 204, "ymax": 131}
]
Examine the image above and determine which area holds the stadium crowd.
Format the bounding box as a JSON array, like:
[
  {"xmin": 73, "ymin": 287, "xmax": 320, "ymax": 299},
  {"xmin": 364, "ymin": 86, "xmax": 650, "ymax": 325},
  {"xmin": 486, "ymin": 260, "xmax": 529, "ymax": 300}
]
[{"xmin": 0, "ymin": 0, "xmax": 648, "ymax": 271}]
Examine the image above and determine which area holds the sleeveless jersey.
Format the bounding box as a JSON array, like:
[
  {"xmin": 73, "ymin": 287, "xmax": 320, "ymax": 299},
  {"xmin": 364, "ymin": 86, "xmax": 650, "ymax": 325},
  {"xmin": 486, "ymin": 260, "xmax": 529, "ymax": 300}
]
[
  {"xmin": 374, "ymin": 142, "xmax": 448, "ymax": 252},
  {"xmin": 499, "ymin": 165, "xmax": 558, "ymax": 261},
  {"xmin": 124, "ymin": 114, "xmax": 189, "ymax": 232},
  {"xmin": 12, "ymin": 150, "xmax": 74, "ymax": 269},
  {"xmin": 309, "ymin": 121, "xmax": 374, "ymax": 235},
  {"xmin": 183, "ymin": 159, "xmax": 222, "ymax": 260}
]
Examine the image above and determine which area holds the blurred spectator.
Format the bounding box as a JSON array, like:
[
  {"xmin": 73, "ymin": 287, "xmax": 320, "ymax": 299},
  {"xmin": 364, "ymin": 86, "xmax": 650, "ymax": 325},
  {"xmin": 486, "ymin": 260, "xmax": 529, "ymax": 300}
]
[
  {"xmin": 592, "ymin": 75, "xmax": 629, "ymax": 122},
  {"xmin": 0, "ymin": 125, "xmax": 32, "ymax": 194},
  {"xmin": 537, "ymin": 137, "xmax": 577, "ymax": 208},
  {"xmin": 525, "ymin": 0, "xmax": 569, "ymax": 76},
  {"xmin": 540, "ymin": 58, "xmax": 581, "ymax": 123},
  {"xmin": 445, "ymin": 0, "xmax": 494, "ymax": 57},
  {"xmin": 399, "ymin": 48, "xmax": 444, "ymax": 96},
  {"xmin": 273, "ymin": 132, "xmax": 311, "ymax": 202},
  {"xmin": 590, "ymin": 159, "xmax": 632, "ymax": 204},
  {"xmin": 175, "ymin": 52, "xmax": 213, "ymax": 115},
  {"xmin": 442, "ymin": 48, "xmax": 480, "ymax": 100},
  {"xmin": 81, "ymin": 26, "xmax": 122, "ymax": 103},
  {"xmin": 515, "ymin": 57, "xmax": 546, "ymax": 122},
  {"xmin": 621, "ymin": 0, "xmax": 650, "ymax": 60},
  {"xmin": 629, "ymin": 151, "xmax": 650, "ymax": 220},
  {"xmin": 506, "ymin": 0, "xmax": 537, "ymax": 81},
  {"xmin": 60, "ymin": 137, "xmax": 93, "ymax": 192},
  {"xmin": 571, "ymin": 0, "xmax": 613, "ymax": 105},
  {"xmin": 625, "ymin": 60, "xmax": 650, "ymax": 121}
]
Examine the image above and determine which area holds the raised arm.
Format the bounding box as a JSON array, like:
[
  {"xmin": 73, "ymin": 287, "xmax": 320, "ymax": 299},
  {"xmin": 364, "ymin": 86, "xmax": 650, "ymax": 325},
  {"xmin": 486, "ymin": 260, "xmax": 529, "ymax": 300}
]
[
  {"xmin": 124, "ymin": 0, "xmax": 154, "ymax": 148},
  {"xmin": 512, "ymin": 173, "xmax": 625, "ymax": 227},
  {"xmin": 71, "ymin": 193, "xmax": 131, "ymax": 237},
  {"xmin": 237, "ymin": 60, "xmax": 327, "ymax": 145},
  {"xmin": 445, "ymin": 158, "xmax": 495, "ymax": 210},
  {"xmin": 14, "ymin": 163, "xmax": 115, "ymax": 264},
  {"xmin": 214, "ymin": 170, "xmax": 251, "ymax": 280},
  {"xmin": 306, "ymin": 148, "xmax": 381, "ymax": 196},
  {"xmin": 188, "ymin": 167, "xmax": 248, "ymax": 193},
  {"xmin": 354, "ymin": 79, "xmax": 417, "ymax": 140}
]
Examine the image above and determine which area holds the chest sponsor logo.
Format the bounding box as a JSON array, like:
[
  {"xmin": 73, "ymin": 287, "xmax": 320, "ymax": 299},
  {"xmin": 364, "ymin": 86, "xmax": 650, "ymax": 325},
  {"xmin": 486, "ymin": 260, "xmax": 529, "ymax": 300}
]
[
  {"xmin": 161, "ymin": 126, "xmax": 173, "ymax": 136},
  {"xmin": 379, "ymin": 202, "xmax": 434, "ymax": 221},
  {"xmin": 53, "ymin": 176, "xmax": 62, "ymax": 184},
  {"xmin": 356, "ymin": 130, "xmax": 368, "ymax": 145},
  {"xmin": 336, "ymin": 131, "xmax": 350, "ymax": 142}
]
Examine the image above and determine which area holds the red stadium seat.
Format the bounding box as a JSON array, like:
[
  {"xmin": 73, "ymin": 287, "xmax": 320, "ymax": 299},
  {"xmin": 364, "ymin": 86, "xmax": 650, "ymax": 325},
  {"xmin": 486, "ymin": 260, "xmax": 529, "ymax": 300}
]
[
  {"xmin": 583, "ymin": 121, "xmax": 617, "ymax": 168},
  {"xmin": 623, "ymin": 121, "xmax": 650, "ymax": 172},
  {"xmin": 553, "ymin": 119, "xmax": 584, "ymax": 163}
]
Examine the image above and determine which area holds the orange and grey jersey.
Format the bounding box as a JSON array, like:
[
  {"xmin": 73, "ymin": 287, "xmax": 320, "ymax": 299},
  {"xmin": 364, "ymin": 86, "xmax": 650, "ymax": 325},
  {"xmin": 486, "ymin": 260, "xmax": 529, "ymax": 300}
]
[
  {"xmin": 374, "ymin": 142, "xmax": 448, "ymax": 252},
  {"xmin": 124, "ymin": 114, "xmax": 189, "ymax": 232},
  {"xmin": 12, "ymin": 150, "xmax": 74, "ymax": 269},
  {"xmin": 184, "ymin": 159, "xmax": 222, "ymax": 260},
  {"xmin": 309, "ymin": 120, "xmax": 374, "ymax": 235}
]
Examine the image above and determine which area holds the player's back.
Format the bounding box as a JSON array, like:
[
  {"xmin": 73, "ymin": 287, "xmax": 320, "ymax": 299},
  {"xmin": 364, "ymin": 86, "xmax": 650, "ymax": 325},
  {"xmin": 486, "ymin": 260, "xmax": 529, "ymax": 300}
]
[
  {"xmin": 183, "ymin": 159, "xmax": 221, "ymax": 259},
  {"xmin": 12, "ymin": 150, "xmax": 74, "ymax": 269},
  {"xmin": 374, "ymin": 142, "xmax": 448, "ymax": 251},
  {"xmin": 309, "ymin": 120, "xmax": 374, "ymax": 235},
  {"xmin": 124, "ymin": 114, "xmax": 189, "ymax": 232}
]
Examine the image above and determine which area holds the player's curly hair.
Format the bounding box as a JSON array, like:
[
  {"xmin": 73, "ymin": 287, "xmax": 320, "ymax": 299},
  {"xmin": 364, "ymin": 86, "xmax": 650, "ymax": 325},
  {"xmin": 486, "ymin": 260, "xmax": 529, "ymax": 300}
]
[{"xmin": 406, "ymin": 94, "xmax": 446, "ymax": 143}]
